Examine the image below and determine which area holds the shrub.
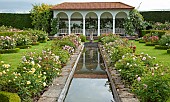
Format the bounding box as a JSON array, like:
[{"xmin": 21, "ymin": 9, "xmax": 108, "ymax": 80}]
[
  {"xmin": 143, "ymin": 33, "xmax": 151, "ymax": 42},
  {"xmin": 0, "ymin": 91, "xmax": 21, "ymax": 102},
  {"xmin": 62, "ymin": 34, "xmax": 81, "ymax": 47},
  {"xmin": 159, "ymin": 34, "xmax": 170, "ymax": 46},
  {"xmin": 141, "ymin": 30, "xmax": 166, "ymax": 38},
  {"xmin": 52, "ymin": 47, "xmax": 70, "ymax": 64},
  {"xmin": 132, "ymin": 73, "xmax": 170, "ymax": 102},
  {"xmin": 150, "ymin": 36, "xmax": 159, "ymax": 43},
  {"xmin": 8, "ymin": 49, "xmax": 61, "ymax": 101},
  {"xmin": 28, "ymin": 30, "xmax": 48, "ymax": 43},
  {"xmin": 53, "ymin": 39, "xmax": 76, "ymax": 49},
  {"xmin": 115, "ymin": 53, "xmax": 146, "ymax": 84},
  {"xmin": 167, "ymin": 49, "xmax": 170, "ymax": 54},
  {"xmin": 0, "ymin": 48, "xmax": 20, "ymax": 54},
  {"xmin": 0, "ymin": 31, "xmax": 28, "ymax": 36},
  {"xmin": 0, "ymin": 36, "xmax": 16, "ymax": 50},
  {"xmin": 145, "ymin": 42, "xmax": 158, "ymax": 46},
  {"xmin": 139, "ymin": 39, "xmax": 145, "ymax": 43},
  {"xmin": 12, "ymin": 34, "xmax": 31, "ymax": 46},
  {"xmin": 101, "ymin": 34, "xmax": 120, "ymax": 44},
  {"xmin": 16, "ymin": 45, "xmax": 32, "ymax": 49},
  {"xmin": 155, "ymin": 45, "xmax": 169, "ymax": 50},
  {"xmin": 80, "ymin": 34, "xmax": 86, "ymax": 42}
]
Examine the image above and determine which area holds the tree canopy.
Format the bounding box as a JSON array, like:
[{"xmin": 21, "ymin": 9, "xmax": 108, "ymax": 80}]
[
  {"xmin": 124, "ymin": 9, "xmax": 144, "ymax": 36},
  {"xmin": 30, "ymin": 3, "xmax": 52, "ymax": 33}
]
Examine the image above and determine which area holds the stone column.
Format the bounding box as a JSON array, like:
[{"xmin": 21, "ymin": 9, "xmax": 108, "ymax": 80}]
[
  {"xmin": 98, "ymin": 17, "xmax": 100, "ymax": 36},
  {"xmin": 83, "ymin": 17, "xmax": 86, "ymax": 36},
  {"xmin": 68, "ymin": 17, "xmax": 71, "ymax": 34},
  {"xmin": 113, "ymin": 18, "xmax": 115, "ymax": 34}
]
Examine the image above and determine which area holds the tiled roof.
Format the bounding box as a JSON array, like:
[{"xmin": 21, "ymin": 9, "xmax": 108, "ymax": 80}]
[{"xmin": 51, "ymin": 2, "xmax": 134, "ymax": 10}]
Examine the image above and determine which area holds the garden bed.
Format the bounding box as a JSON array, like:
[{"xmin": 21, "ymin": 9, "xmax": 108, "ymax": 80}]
[
  {"xmin": 99, "ymin": 43, "xmax": 139, "ymax": 102},
  {"xmin": 38, "ymin": 43, "xmax": 84, "ymax": 102}
]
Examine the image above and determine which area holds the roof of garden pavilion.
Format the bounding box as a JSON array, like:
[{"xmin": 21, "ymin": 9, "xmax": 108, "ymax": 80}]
[{"xmin": 51, "ymin": 2, "xmax": 134, "ymax": 36}]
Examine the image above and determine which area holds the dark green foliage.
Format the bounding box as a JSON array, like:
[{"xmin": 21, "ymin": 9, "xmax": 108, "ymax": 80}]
[
  {"xmin": 141, "ymin": 11, "xmax": 170, "ymax": 23},
  {"xmin": 0, "ymin": 48, "xmax": 20, "ymax": 54},
  {"xmin": 52, "ymin": 47, "xmax": 70, "ymax": 64},
  {"xmin": 145, "ymin": 42, "xmax": 158, "ymax": 46},
  {"xmin": 0, "ymin": 13, "xmax": 33, "ymax": 29},
  {"xmin": 16, "ymin": 45, "xmax": 32, "ymax": 49},
  {"xmin": 80, "ymin": 34, "xmax": 86, "ymax": 42},
  {"xmin": 141, "ymin": 30, "xmax": 166, "ymax": 38},
  {"xmin": 159, "ymin": 34, "xmax": 170, "ymax": 46},
  {"xmin": 155, "ymin": 45, "xmax": 169, "ymax": 50},
  {"xmin": 0, "ymin": 31, "xmax": 29, "ymax": 36},
  {"xmin": 139, "ymin": 39, "xmax": 145, "ymax": 43},
  {"xmin": 167, "ymin": 49, "xmax": 170, "ymax": 54},
  {"xmin": 0, "ymin": 91, "xmax": 21, "ymax": 102},
  {"xmin": 30, "ymin": 4, "xmax": 52, "ymax": 33},
  {"xmin": 53, "ymin": 39, "xmax": 76, "ymax": 49},
  {"xmin": 50, "ymin": 18, "xmax": 59, "ymax": 36}
]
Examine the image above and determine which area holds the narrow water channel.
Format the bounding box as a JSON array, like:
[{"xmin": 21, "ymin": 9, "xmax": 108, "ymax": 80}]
[{"xmin": 64, "ymin": 43, "xmax": 115, "ymax": 102}]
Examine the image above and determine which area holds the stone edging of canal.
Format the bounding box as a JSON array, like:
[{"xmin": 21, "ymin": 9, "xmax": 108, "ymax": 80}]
[
  {"xmin": 38, "ymin": 44, "xmax": 84, "ymax": 102},
  {"xmin": 98, "ymin": 43, "xmax": 139, "ymax": 102}
]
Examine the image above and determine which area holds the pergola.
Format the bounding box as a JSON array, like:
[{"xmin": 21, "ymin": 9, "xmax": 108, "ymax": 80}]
[{"xmin": 51, "ymin": 2, "xmax": 134, "ymax": 36}]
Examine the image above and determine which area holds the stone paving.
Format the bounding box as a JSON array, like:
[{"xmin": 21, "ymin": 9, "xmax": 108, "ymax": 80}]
[{"xmin": 38, "ymin": 44, "xmax": 84, "ymax": 102}]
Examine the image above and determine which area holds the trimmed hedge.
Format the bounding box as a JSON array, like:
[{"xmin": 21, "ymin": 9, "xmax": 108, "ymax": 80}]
[
  {"xmin": 139, "ymin": 39, "xmax": 145, "ymax": 43},
  {"xmin": 0, "ymin": 13, "xmax": 33, "ymax": 29},
  {"xmin": 145, "ymin": 42, "xmax": 158, "ymax": 46},
  {"xmin": 141, "ymin": 30, "xmax": 166, "ymax": 37},
  {"xmin": 0, "ymin": 48, "xmax": 20, "ymax": 54},
  {"xmin": 140, "ymin": 11, "xmax": 170, "ymax": 23},
  {"xmin": 155, "ymin": 45, "xmax": 169, "ymax": 50},
  {"xmin": 0, "ymin": 91, "xmax": 21, "ymax": 102},
  {"xmin": 16, "ymin": 45, "xmax": 32, "ymax": 49},
  {"xmin": 0, "ymin": 31, "xmax": 29, "ymax": 36},
  {"xmin": 167, "ymin": 49, "xmax": 170, "ymax": 54}
]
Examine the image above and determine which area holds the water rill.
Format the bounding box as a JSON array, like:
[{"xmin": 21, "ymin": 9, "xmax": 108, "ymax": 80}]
[{"xmin": 64, "ymin": 43, "xmax": 115, "ymax": 102}]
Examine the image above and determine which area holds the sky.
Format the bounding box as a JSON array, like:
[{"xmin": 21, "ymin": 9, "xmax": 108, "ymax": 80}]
[{"xmin": 0, "ymin": 0, "xmax": 170, "ymax": 13}]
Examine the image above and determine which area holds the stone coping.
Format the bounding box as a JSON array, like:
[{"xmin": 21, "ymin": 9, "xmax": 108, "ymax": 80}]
[
  {"xmin": 98, "ymin": 44, "xmax": 139, "ymax": 102},
  {"xmin": 38, "ymin": 44, "xmax": 84, "ymax": 102}
]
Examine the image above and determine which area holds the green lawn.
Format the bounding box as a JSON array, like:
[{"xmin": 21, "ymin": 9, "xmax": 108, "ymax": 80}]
[
  {"xmin": 0, "ymin": 41, "xmax": 52, "ymax": 69},
  {"xmin": 132, "ymin": 40, "xmax": 170, "ymax": 66}
]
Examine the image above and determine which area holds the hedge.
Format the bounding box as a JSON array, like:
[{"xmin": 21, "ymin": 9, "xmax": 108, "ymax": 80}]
[
  {"xmin": 16, "ymin": 45, "xmax": 32, "ymax": 49},
  {"xmin": 140, "ymin": 11, "xmax": 170, "ymax": 23},
  {"xmin": 0, "ymin": 48, "xmax": 20, "ymax": 54},
  {"xmin": 0, "ymin": 91, "xmax": 21, "ymax": 102},
  {"xmin": 141, "ymin": 30, "xmax": 166, "ymax": 37},
  {"xmin": 145, "ymin": 42, "xmax": 158, "ymax": 46},
  {"xmin": 0, "ymin": 31, "xmax": 29, "ymax": 36},
  {"xmin": 155, "ymin": 45, "xmax": 169, "ymax": 50},
  {"xmin": 167, "ymin": 49, "xmax": 170, "ymax": 54},
  {"xmin": 0, "ymin": 13, "xmax": 33, "ymax": 29}
]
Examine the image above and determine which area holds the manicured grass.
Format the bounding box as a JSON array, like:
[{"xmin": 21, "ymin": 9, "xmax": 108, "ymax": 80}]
[
  {"xmin": 0, "ymin": 41, "xmax": 52, "ymax": 69},
  {"xmin": 131, "ymin": 40, "xmax": 170, "ymax": 66}
]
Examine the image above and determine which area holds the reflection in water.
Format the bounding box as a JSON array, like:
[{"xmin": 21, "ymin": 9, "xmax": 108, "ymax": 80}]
[
  {"xmin": 75, "ymin": 48, "xmax": 105, "ymax": 75},
  {"xmin": 64, "ymin": 46, "xmax": 115, "ymax": 102},
  {"xmin": 64, "ymin": 78, "xmax": 114, "ymax": 102}
]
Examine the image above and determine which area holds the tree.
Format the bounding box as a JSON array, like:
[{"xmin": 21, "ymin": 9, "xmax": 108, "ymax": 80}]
[
  {"xmin": 124, "ymin": 9, "xmax": 144, "ymax": 36},
  {"xmin": 50, "ymin": 17, "xmax": 59, "ymax": 35},
  {"xmin": 30, "ymin": 3, "xmax": 52, "ymax": 33}
]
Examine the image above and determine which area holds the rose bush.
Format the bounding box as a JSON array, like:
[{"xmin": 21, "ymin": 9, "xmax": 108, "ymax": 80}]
[
  {"xmin": 0, "ymin": 36, "xmax": 16, "ymax": 49},
  {"xmin": 100, "ymin": 34, "xmax": 170, "ymax": 102},
  {"xmin": 0, "ymin": 34, "xmax": 82, "ymax": 101}
]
